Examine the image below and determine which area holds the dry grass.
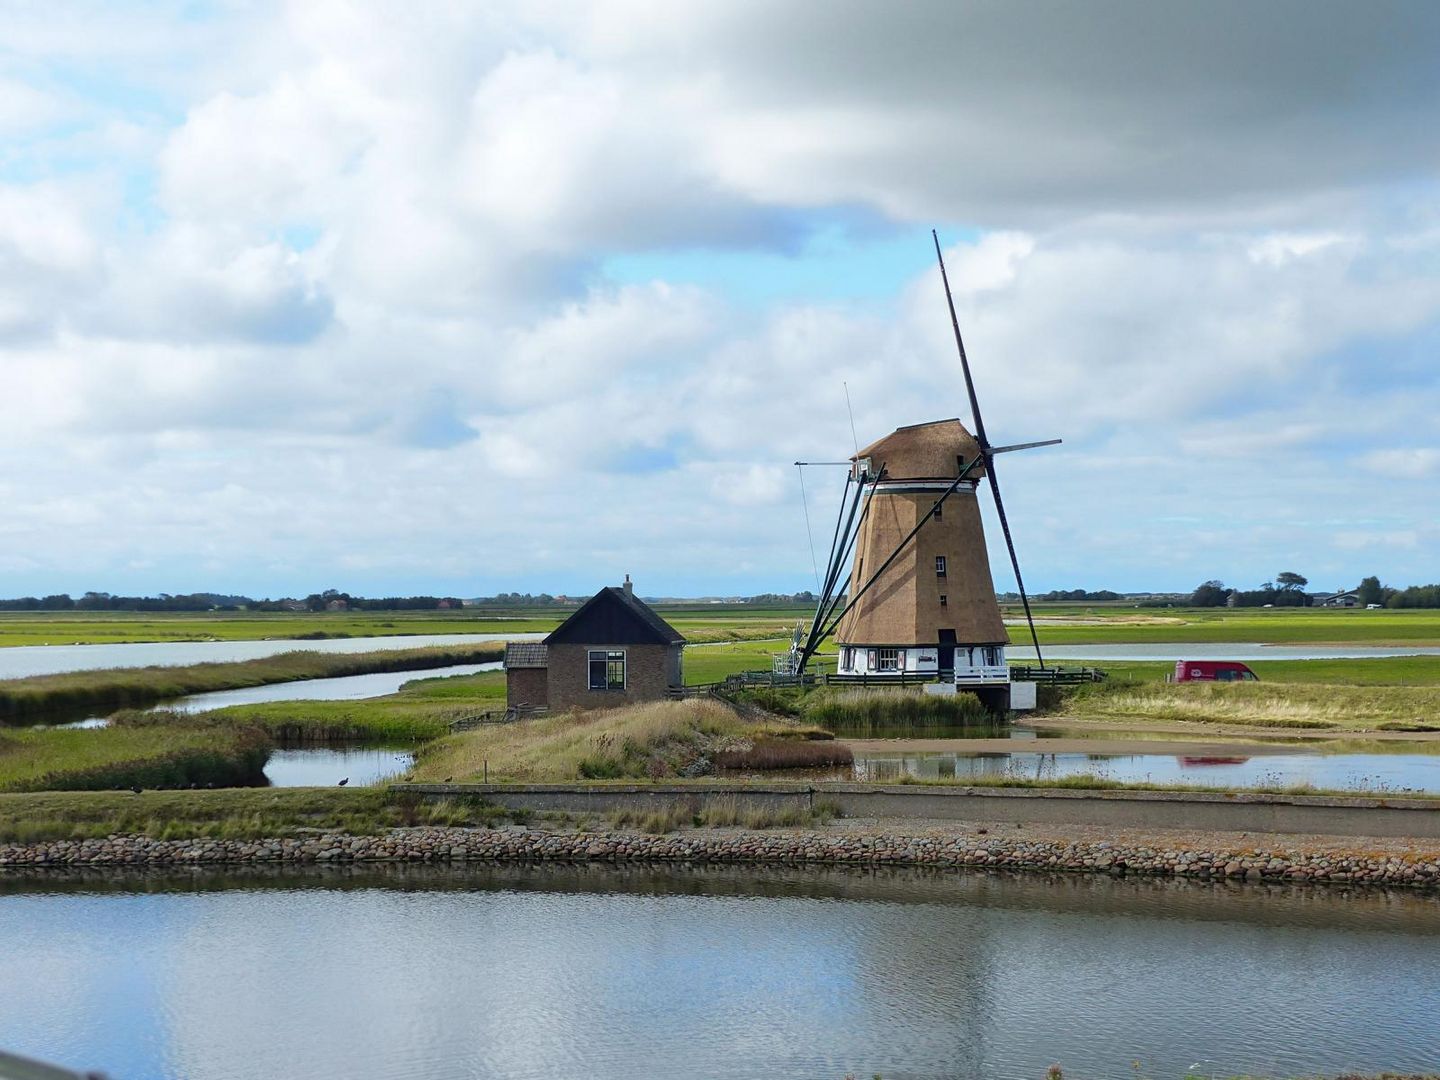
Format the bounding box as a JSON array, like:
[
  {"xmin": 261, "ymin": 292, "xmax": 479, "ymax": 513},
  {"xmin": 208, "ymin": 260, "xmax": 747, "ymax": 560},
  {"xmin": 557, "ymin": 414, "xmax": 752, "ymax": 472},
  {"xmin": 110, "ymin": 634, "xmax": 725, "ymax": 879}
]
[
  {"xmin": 1060, "ymin": 681, "xmax": 1440, "ymax": 731},
  {"xmin": 410, "ymin": 698, "xmax": 805, "ymax": 783}
]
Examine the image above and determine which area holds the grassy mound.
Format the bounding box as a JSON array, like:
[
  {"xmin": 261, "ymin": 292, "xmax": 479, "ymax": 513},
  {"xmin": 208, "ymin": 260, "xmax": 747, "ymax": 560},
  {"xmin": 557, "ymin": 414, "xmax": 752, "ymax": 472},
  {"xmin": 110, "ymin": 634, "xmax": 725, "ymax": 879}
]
[{"xmin": 410, "ymin": 698, "xmax": 819, "ymax": 783}]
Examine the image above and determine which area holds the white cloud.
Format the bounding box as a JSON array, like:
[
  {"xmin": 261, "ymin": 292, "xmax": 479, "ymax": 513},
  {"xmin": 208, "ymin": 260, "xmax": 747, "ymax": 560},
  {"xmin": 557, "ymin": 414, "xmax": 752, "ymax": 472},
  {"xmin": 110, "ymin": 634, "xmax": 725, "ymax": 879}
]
[
  {"xmin": 1359, "ymin": 448, "xmax": 1440, "ymax": 479},
  {"xmin": 0, "ymin": 1, "xmax": 1439, "ymax": 595}
]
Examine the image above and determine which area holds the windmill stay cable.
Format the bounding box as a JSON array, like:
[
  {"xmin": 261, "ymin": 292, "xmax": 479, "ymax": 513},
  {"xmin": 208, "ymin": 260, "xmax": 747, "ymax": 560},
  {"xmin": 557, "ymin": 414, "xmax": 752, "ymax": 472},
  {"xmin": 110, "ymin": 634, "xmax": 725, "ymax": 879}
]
[{"xmin": 795, "ymin": 463, "xmax": 823, "ymax": 593}]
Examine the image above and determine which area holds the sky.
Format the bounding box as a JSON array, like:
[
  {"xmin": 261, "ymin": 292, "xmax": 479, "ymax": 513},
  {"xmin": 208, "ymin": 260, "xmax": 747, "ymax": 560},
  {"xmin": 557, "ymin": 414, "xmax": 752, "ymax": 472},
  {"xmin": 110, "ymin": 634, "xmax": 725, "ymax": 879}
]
[{"xmin": 1, "ymin": 0, "xmax": 1438, "ymax": 600}]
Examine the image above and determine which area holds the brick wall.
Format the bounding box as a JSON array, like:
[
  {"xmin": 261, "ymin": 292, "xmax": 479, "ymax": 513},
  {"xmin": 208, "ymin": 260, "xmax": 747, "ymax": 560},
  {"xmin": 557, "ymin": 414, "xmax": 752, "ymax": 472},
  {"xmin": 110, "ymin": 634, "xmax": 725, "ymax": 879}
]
[
  {"xmin": 505, "ymin": 666, "xmax": 549, "ymax": 709},
  {"xmin": 547, "ymin": 643, "xmax": 680, "ymax": 711}
]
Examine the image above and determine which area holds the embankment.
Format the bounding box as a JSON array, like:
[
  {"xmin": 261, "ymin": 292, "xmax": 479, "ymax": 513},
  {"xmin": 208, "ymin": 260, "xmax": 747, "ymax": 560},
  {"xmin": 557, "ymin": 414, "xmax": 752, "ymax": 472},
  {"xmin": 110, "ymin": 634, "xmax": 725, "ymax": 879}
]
[
  {"xmin": 3, "ymin": 823, "xmax": 1439, "ymax": 890},
  {"xmin": 394, "ymin": 780, "xmax": 1440, "ymax": 839},
  {"xmin": 0, "ymin": 644, "xmax": 504, "ymax": 722}
]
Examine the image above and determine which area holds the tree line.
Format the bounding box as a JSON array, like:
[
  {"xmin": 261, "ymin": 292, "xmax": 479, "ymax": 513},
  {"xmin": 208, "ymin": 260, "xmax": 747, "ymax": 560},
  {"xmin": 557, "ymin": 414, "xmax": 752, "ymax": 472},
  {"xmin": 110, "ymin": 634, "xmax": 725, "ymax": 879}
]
[
  {"xmin": 1189, "ymin": 572, "xmax": 1440, "ymax": 608},
  {"xmin": 0, "ymin": 590, "xmax": 464, "ymax": 612}
]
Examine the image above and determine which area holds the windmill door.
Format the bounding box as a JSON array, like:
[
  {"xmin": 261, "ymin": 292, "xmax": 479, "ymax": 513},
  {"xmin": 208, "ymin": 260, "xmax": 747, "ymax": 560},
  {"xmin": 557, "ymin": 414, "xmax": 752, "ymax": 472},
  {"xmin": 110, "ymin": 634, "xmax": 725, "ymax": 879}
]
[{"xmin": 937, "ymin": 629, "xmax": 957, "ymax": 675}]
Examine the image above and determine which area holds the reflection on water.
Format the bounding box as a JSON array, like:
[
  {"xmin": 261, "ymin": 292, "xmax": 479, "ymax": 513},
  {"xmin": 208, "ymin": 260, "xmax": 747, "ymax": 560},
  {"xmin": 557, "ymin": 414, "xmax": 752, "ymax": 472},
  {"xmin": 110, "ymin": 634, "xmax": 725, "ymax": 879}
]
[
  {"xmin": 850, "ymin": 749, "xmax": 1440, "ymax": 793},
  {"xmin": 0, "ymin": 863, "xmax": 1436, "ymax": 1080},
  {"xmin": 263, "ymin": 746, "xmax": 413, "ymax": 787}
]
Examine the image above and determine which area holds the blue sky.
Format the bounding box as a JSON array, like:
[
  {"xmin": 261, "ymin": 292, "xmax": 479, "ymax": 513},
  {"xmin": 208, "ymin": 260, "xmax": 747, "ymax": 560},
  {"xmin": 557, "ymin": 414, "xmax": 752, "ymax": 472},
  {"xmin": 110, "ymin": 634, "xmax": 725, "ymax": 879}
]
[{"xmin": 0, "ymin": 1, "xmax": 1437, "ymax": 599}]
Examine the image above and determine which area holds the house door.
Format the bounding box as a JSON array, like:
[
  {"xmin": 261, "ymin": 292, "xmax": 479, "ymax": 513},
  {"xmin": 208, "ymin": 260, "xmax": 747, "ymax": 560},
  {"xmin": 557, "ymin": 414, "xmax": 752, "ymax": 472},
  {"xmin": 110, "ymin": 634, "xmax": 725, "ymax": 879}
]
[{"xmin": 937, "ymin": 629, "xmax": 956, "ymax": 674}]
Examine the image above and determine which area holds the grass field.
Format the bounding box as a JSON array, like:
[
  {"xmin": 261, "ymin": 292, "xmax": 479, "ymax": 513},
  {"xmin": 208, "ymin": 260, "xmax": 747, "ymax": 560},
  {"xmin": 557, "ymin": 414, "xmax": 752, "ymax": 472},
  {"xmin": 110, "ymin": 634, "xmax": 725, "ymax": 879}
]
[
  {"xmin": 0, "ymin": 787, "xmax": 506, "ymax": 843},
  {"xmin": 1006, "ymin": 604, "xmax": 1440, "ymax": 645},
  {"xmin": 6, "ymin": 604, "xmax": 1438, "ymax": 648},
  {"xmin": 0, "ymin": 643, "xmax": 504, "ymax": 722},
  {"xmin": 0, "ymin": 725, "xmax": 270, "ymax": 793},
  {"xmin": 0, "ymin": 605, "xmax": 812, "ymax": 648}
]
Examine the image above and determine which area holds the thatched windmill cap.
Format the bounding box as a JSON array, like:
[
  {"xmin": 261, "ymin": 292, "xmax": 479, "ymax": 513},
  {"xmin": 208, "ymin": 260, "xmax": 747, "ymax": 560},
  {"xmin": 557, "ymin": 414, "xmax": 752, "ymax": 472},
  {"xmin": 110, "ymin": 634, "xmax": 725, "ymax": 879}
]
[{"xmin": 853, "ymin": 418, "xmax": 985, "ymax": 481}]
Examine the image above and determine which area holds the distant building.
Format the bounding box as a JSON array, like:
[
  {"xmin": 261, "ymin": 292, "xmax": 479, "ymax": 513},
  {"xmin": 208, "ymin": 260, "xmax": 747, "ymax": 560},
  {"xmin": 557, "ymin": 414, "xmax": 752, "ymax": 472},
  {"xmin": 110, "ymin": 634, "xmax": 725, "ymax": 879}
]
[
  {"xmin": 1320, "ymin": 591, "xmax": 1360, "ymax": 608},
  {"xmin": 503, "ymin": 576, "xmax": 686, "ymax": 711},
  {"xmin": 325, "ymin": 598, "xmax": 348, "ymax": 612}
]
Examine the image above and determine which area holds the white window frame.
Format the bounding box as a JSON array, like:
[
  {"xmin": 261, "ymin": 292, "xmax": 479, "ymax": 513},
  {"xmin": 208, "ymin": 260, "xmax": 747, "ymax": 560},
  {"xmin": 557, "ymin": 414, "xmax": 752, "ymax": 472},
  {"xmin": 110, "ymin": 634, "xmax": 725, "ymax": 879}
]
[
  {"xmin": 935, "ymin": 555, "xmax": 947, "ymax": 577},
  {"xmin": 878, "ymin": 647, "xmax": 900, "ymax": 672}
]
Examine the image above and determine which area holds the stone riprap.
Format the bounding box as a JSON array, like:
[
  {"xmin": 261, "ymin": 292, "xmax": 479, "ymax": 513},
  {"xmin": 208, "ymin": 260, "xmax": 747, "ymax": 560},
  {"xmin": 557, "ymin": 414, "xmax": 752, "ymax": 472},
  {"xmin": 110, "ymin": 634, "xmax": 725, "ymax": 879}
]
[{"xmin": 3, "ymin": 826, "xmax": 1440, "ymax": 888}]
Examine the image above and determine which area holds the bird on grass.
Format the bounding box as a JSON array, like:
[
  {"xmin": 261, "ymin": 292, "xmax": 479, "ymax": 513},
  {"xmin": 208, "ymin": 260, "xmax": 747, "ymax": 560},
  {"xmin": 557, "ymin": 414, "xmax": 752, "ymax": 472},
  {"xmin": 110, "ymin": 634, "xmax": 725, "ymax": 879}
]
[
  {"xmin": 337, "ymin": 777, "xmax": 349, "ymax": 787},
  {"xmin": 130, "ymin": 786, "xmax": 142, "ymax": 795}
]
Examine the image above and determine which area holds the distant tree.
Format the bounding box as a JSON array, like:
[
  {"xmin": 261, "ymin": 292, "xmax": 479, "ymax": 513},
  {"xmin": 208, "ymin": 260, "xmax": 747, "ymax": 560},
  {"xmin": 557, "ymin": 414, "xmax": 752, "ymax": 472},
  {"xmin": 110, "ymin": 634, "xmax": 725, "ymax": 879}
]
[
  {"xmin": 1357, "ymin": 576, "xmax": 1385, "ymax": 607},
  {"xmin": 1275, "ymin": 571, "xmax": 1308, "ymax": 592},
  {"xmin": 1190, "ymin": 580, "xmax": 1229, "ymax": 607}
]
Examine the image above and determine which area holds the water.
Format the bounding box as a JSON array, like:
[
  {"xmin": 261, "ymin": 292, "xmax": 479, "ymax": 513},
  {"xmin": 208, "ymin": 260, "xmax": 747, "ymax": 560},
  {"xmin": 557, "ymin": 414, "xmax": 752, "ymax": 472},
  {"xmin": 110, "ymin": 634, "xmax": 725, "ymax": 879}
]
[
  {"xmin": 849, "ymin": 748, "xmax": 1440, "ymax": 793},
  {"xmin": 262, "ymin": 746, "xmax": 413, "ymax": 787},
  {"xmin": 167, "ymin": 662, "xmax": 501, "ymax": 712},
  {"xmin": 39, "ymin": 662, "xmax": 502, "ymax": 730},
  {"xmin": 0, "ymin": 633, "xmax": 540, "ymax": 679},
  {"xmin": 0, "ymin": 863, "xmax": 1436, "ymax": 1079}
]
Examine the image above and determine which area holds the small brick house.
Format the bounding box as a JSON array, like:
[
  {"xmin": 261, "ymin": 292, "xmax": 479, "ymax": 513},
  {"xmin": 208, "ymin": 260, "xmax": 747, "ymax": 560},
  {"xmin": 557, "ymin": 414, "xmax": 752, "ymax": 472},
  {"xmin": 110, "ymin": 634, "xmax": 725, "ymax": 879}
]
[{"xmin": 503, "ymin": 577, "xmax": 685, "ymax": 711}]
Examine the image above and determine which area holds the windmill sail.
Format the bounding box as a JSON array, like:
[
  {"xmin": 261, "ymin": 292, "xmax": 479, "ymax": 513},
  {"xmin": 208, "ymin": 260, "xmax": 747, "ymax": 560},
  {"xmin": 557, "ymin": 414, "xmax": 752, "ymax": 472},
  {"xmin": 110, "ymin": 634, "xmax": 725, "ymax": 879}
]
[{"xmin": 932, "ymin": 229, "xmax": 1055, "ymax": 669}]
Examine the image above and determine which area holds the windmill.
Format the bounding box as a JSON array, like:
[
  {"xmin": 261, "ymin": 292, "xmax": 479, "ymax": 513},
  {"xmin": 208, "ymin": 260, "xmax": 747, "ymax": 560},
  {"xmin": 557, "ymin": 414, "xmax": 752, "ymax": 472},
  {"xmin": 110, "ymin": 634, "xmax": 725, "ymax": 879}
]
[{"xmin": 789, "ymin": 231, "xmax": 1058, "ymax": 711}]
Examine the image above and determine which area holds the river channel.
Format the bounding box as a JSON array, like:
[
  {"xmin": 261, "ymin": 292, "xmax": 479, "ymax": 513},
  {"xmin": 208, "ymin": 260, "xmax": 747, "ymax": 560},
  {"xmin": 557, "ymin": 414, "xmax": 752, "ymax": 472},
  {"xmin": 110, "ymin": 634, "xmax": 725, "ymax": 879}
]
[
  {"xmin": 0, "ymin": 634, "xmax": 541, "ymax": 680},
  {"xmin": 0, "ymin": 862, "xmax": 1436, "ymax": 1080}
]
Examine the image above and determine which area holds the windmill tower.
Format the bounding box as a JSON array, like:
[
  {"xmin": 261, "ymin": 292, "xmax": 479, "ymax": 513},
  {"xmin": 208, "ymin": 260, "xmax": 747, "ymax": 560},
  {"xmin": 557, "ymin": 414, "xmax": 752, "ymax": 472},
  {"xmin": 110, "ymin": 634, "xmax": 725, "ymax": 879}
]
[
  {"xmin": 792, "ymin": 231, "xmax": 1058, "ymax": 712},
  {"xmin": 831, "ymin": 419, "xmax": 1012, "ymax": 706}
]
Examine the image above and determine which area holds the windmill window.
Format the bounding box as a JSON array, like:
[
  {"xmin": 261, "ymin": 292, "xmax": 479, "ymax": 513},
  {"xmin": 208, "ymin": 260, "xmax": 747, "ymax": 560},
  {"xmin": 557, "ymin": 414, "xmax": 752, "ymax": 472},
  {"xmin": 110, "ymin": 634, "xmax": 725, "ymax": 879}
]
[
  {"xmin": 878, "ymin": 648, "xmax": 899, "ymax": 671},
  {"xmin": 588, "ymin": 649, "xmax": 626, "ymax": 690},
  {"xmin": 935, "ymin": 556, "xmax": 947, "ymax": 578},
  {"xmin": 934, "ymin": 504, "xmax": 942, "ymax": 522},
  {"xmin": 939, "ymin": 594, "xmax": 948, "ymax": 607}
]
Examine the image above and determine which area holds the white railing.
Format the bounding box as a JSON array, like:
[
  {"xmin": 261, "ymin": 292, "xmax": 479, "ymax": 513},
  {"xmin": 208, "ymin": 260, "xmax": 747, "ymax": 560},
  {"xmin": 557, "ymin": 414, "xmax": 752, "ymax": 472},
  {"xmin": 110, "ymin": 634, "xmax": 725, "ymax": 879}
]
[{"xmin": 953, "ymin": 665, "xmax": 1010, "ymax": 685}]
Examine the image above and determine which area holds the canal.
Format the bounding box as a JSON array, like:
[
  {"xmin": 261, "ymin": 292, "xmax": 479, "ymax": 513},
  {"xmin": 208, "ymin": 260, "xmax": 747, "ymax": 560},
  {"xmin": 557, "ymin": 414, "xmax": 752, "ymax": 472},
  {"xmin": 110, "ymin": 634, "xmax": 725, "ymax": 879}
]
[{"xmin": 0, "ymin": 863, "xmax": 1437, "ymax": 1079}]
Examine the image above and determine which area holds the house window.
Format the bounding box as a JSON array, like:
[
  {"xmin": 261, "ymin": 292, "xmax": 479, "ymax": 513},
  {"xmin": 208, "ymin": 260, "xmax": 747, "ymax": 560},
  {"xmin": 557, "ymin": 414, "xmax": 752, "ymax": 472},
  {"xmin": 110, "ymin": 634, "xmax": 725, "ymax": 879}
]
[
  {"xmin": 878, "ymin": 648, "xmax": 899, "ymax": 671},
  {"xmin": 588, "ymin": 649, "xmax": 625, "ymax": 690},
  {"xmin": 939, "ymin": 594, "xmax": 948, "ymax": 607},
  {"xmin": 867, "ymin": 649, "xmax": 878, "ymax": 670},
  {"xmin": 935, "ymin": 556, "xmax": 947, "ymax": 578}
]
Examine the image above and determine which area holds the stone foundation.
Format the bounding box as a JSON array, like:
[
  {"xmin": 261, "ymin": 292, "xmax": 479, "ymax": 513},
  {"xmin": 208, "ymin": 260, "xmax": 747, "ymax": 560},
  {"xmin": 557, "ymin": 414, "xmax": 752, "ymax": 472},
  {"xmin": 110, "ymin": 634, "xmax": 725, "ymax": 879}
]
[{"xmin": 3, "ymin": 827, "xmax": 1439, "ymax": 889}]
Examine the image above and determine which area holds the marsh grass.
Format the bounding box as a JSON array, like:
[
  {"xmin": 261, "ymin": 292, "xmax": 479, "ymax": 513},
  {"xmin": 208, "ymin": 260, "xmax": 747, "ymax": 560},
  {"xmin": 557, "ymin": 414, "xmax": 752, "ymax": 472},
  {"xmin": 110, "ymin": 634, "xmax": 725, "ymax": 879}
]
[
  {"xmin": 0, "ymin": 725, "xmax": 271, "ymax": 793},
  {"xmin": 0, "ymin": 787, "xmax": 510, "ymax": 843},
  {"xmin": 1052, "ymin": 679, "xmax": 1440, "ymax": 731},
  {"xmin": 0, "ymin": 644, "xmax": 505, "ymax": 722},
  {"xmin": 608, "ymin": 795, "xmax": 839, "ymax": 833},
  {"xmin": 803, "ymin": 687, "xmax": 993, "ymax": 730}
]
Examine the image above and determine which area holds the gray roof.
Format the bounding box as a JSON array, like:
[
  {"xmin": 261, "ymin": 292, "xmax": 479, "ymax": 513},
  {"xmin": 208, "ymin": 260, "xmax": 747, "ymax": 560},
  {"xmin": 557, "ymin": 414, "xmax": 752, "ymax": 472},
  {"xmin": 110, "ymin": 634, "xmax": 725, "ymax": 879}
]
[
  {"xmin": 504, "ymin": 642, "xmax": 549, "ymax": 669},
  {"xmin": 544, "ymin": 586, "xmax": 686, "ymax": 647}
]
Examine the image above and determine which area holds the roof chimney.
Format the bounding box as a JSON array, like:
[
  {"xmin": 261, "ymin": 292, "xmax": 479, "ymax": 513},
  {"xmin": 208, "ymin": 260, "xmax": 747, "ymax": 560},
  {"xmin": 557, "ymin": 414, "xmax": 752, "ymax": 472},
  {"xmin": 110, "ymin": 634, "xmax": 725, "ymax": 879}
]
[{"xmin": 623, "ymin": 574, "xmax": 633, "ymax": 597}]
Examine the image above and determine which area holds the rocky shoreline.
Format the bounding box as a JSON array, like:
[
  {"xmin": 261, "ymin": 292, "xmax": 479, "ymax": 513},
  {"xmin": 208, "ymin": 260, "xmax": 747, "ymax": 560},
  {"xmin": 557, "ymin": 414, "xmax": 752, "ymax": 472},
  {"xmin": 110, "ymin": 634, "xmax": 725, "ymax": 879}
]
[{"xmin": 5, "ymin": 825, "xmax": 1440, "ymax": 888}]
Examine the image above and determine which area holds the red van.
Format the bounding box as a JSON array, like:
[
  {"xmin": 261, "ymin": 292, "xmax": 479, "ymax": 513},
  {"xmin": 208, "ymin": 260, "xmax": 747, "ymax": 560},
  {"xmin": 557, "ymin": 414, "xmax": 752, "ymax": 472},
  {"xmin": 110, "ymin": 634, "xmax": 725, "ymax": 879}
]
[{"xmin": 1173, "ymin": 660, "xmax": 1258, "ymax": 683}]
